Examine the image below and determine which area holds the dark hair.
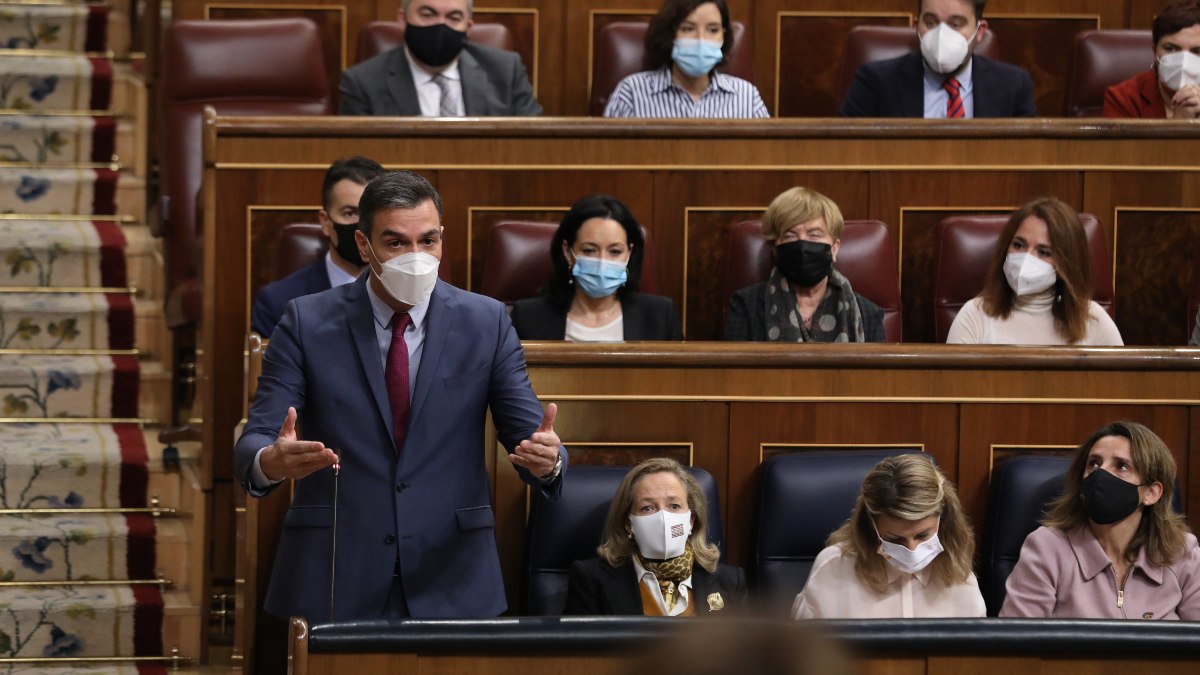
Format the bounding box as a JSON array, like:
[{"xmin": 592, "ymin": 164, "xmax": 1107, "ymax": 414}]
[
  {"xmin": 321, "ymin": 157, "xmax": 385, "ymax": 212},
  {"xmin": 644, "ymin": 0, "xmax": 732, "ymax": 71},
  {"xmin": 544, "ymin": 194, "xmax": 645, "ymax": 311},
  {"xmin": 918, "ymin": 0, "xmax": 986, "ymax": 21},
  {"xmin": 356, "ymin": 171, "xmax": 443, "ymax": 239},
  {"xmin": 1153, "ymin": 0, "xmax": 1200, "ymax": 47},
  {"xmin": 1043, "ymin": 421, "xmax": 1190, "ymax": 567},
  {"xmin": 977, "ymin": 197, "xmax": 1093, "ymax": 344}
]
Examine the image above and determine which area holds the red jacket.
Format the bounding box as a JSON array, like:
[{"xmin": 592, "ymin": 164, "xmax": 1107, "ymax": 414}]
[{"xmin": 1104, "ymin": 70, "xmax": 1167, "ymax": 118}]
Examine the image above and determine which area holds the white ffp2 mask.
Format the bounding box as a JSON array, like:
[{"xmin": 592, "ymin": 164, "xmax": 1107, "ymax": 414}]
[
  {"xmin": 920, "ymin": 23, "xmax": 974, "ymax": 74},
  {"xmin": 629, "ymin": 509, "xmax": 692, "ymax": 560},
  {"xmin": 1003, "ymin": 252, "xmax": 1057, "ymax": 297},
  {"xmin": 1158, "ymin": 51, "xmax": 1200, "ymax": 91},
  {"xmin": 368, "ymin": 248, "xmax": 439, "ymax": 306},
  {"xmin": 875, "ymin": 518, "xmax": 944, "ymax": 575}
]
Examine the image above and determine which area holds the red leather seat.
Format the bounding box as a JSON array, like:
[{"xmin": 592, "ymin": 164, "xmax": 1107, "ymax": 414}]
[
  {"xmin": 355, "ymin": 21, "xmax": 514, "ymax": 63},
  {"xmin": 477, "ymin": 220, "xmax": 658, "ymax": 304},
  {"xmin": 932, "ymin": 214, "xmax": 1114, "ymax": 343},
  {"xmin": 836, "ymin": 25, "xmax": 999, "ymax": 108},
  {"xmin": 159, "ymin": 19, "xmax": 331, "ymax": 329},
  {"xmin": 591, "ymin": 21, "xmax": 754, "ymax": 116},
  {"xmin": 271, "ymin": 223, "xmax": 327, "ymax": 282},
  {"xmin": 1064, "ymin": 30, "xmax": 1154, "ymax": 117},
  {"xmin": 722, "ymin": 220, "xmax": 902, "ymax": 342}
]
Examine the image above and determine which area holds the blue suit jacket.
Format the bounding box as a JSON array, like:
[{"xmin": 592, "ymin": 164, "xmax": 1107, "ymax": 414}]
[
  {"xmin": 250, "ymin": 259, "xmax": 331, "ymax": 339},
  {"xmin": 235, "ymin": 276, "xmax": 565, "ymax": 620},
  {"xmin": 840, "ymin": 52, "xmax": 1036, "ymax": 118}
]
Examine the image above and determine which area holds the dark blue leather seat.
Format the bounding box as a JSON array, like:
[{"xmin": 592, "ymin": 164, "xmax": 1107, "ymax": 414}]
[
  {"xmin": 525, "ymin": 465, "xmax": 724, "ymax": 616},
  {"xmin": 981, "ymin": 455, "xmax": 1070, "ymax": 616},
  {"xmin": 753, "ymin": 449, "xmax": 926, "ymax": 610}
]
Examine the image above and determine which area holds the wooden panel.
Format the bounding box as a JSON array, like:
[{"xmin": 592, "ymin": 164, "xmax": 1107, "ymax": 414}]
[
  {"xmin": 204, "ymin": 5, "xmax": 349, "ymax": 112},
  {"xmin": 957, "ymin": 404, "xmax": 1189, "ymax": 529},
  {"xmin": 775, "ymin": 13, "xmax": 911, "ymax": 118},
  {"xmin": 248, "ymin": 206, "xmax": 320, "ymax": 300},
  {"xmin": 684, "ymin": 207, "xmax": 765, "ymax": 340},
  {"xmin": 476, "ymin": 8, "xmax": 542, "ymax": 99},
  {"xmin": 1113, "ymin": 209, "xmax": 1200, "ymax": 346},
  {"xmin": 872, "ymin": 171, "xmax": 1082, "ymax": 343},
  {"xmin": 987, "ymin": 16, "xmax": 1099, "ymax": 116}
]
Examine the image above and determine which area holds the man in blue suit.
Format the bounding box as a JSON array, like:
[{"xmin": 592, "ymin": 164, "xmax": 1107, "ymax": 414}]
[
  {"xmin": 235, "ymin": 170, "xmax": 566, "ymax": 621},
  {"xmin": 250, "ymin": 157, "xmax": 384, "ymax": 338},
  {"xmin": 840, "ymin": 0, "xmax": 1035, "ymax": 118}
]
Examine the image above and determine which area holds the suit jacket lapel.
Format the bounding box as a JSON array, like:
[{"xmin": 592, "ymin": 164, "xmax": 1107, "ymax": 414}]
[
  {"xmin": 971, "ymin": 56, "xmax": 995, "ymax": 117},
  {"xmin": 691, "ymin": 567, "xmax": 717, "ymax": 613},
  {"xmin": 407, "ymin": 281, "xmax": 452, "ymax": 426},
  {"xmin": 900, "ymin": 53, "xmax": 925, "ymax": 117},
  {"xmin": 459, "ymin": 50, "xmax": 490, "ymax": 116},
  {"xmin": 307, "ymin": 259, "xmax": 331, "ymax": 294},
  {"xmin": 345, "ymin": 277, "xmax": 395, "ymax": 441},
  {"xmin": 386, "ymin": 47, "xmax": 424, "ymax": 116},
  {"xmin": 606, "ymin": 560, "xmax": 645, "ymax": 615}
]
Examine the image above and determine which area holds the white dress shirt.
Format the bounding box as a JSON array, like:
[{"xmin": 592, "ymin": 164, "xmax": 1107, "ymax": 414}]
[
  {"xmin": 405, "ymin": 48, "xmax": 464, "ymax": 117},
  {"xmin": 792, "ymin": 544, "xmax": 986, "ymax": 619},
  {"xmin": 631, "ymin": 555, "xmax": 693, "ymax": 616},
  {"xmin": 324, "ymin": 251, "xmax": 359, "ymax": 287}
]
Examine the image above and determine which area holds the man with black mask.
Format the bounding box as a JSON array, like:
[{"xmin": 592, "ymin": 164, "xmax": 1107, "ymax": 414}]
[
  {"xmin": 340, "ymin": 0, "xmax": 543, "ymax": 116},
  {"xmin": 251, "ymin": 157, "xmax": 384, "ymax": 338},
  {"xmin": 725, "ymin": 186, "xmax": 885, "ymax": 343}
]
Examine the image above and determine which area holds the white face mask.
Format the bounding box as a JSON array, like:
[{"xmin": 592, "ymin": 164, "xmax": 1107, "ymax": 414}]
[
  {"xmin": 367, "ymin": 246, "xmax": 440, "ymax": 306},
  {"xmin": 876, "ymin": 521, "xmax": 944, "ymax": 575},
  {"xmin": 1158, "ymin": 51, "xmax": 1200, "ymax": 91},
  {"xmin": 919, "ymin": 23, "xmax": 975, "ymax": 74},
  {"xmin": 1003, "ymin": 252, "xmax": 1057, "ymax": 297},
  {"xmin": 629, "ymin": 509, "xmax": 692, "ymax": 560}
]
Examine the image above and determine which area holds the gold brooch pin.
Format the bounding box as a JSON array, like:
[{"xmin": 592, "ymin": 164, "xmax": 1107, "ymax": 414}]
[{"xmin": 707, "ymin": 593, "xmax": 724, "ymax": 611}]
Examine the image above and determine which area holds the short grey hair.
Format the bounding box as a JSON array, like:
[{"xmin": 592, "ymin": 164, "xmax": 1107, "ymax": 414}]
[
  {"xmin": 401, "ymin": 0, "xmax": 474, "ymax": 18},
  {"xmin": 356, "ymin": 171, "xmax": 443, "ymax": 238}
]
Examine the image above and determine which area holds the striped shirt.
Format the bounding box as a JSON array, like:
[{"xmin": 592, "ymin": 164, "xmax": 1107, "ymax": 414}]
[{"xmin": 603, "ymin": 67, "xmax": 770, "ymax": 119}]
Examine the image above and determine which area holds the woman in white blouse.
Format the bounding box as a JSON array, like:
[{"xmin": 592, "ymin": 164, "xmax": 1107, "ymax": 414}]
[
  {"xmin": 792, "ymin": 454, "xmax": 985, "ymax": 619},
  {"xmin": 947, "ymin": 197, "xmax": 1123, "ymax": 345}
]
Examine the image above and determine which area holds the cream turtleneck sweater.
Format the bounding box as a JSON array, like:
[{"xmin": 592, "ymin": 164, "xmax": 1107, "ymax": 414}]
[{"xmin": 946, "ymin": 290, "xmax": 1123, "ymax": 345}]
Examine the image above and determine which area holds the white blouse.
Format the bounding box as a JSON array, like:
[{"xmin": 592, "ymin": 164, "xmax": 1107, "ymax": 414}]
[
  {"xmin": 565, "ymin": 316, "xmax": 624, "ymax": 343},
  {"xmin": 792, "ymin": 544, "xmax": 986, "ymax": 619},
  {"xmin": 946, "ymin": 291, "xmax": 1123, "ymax": 346}
]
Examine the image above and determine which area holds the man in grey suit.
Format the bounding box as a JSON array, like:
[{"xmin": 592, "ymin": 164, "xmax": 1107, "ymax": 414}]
[{"xmin": 340, "ymin": 0, "xmax": 542, "ymax": 116}]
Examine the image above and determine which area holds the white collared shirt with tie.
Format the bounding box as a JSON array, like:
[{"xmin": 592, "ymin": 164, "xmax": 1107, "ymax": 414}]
[{"xmin": 405, "ymin": 48, "xmax": 465, "ymax": 117}]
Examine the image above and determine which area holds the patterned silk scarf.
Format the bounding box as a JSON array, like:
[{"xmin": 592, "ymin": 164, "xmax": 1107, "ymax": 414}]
[
  {"xmin": 762, "ymin": 267, "xmax": 866, "ymax": 343},
  {"xmin": 638, "ymin": 542, "xmax": 695, "ymax": 612}
]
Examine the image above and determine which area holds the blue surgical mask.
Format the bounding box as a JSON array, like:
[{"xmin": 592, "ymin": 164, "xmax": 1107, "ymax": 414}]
[
  {"xmin": 572, "ymin": 256, "xmax": 628, "ymax": 298},
  {"xmin": 671, "ymin": 38, "xmax": 723, "ymax": 78}
]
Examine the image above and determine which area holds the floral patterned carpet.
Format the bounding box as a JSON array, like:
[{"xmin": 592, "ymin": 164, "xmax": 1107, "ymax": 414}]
[{"xmin": 0, "ymin": 3, "xmax": 177, "ymax": 671}]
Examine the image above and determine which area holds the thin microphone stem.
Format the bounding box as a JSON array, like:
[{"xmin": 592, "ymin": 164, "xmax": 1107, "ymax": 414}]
[{"xmin": 329, "ymin": 458, "xmax": 340, "ymax": 622}]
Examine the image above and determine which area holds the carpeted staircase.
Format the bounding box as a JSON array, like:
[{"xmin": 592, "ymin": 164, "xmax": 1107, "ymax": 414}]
[{"xmin": 0, "ymin": 2, "xmax": 201, "ymax": 672}]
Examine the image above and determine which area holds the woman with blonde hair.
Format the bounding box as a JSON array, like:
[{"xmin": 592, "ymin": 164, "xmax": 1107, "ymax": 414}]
[
  {"xmin": 565, "ymin": 458, "xmax": 745, "ymax": 615},
  {"xmin": 1002, "ymin": 421, "xmax": 1200, "ymax": 619},
  {"xmin": 726, "ymin": 186, "xmax": 885, "ymax": 342},
  {"xmin": 793, "ymin": 454, "xmax": 985, "ymax": 618},
  {"xmin": 947, "ymin": 196, "xmax": 1122, "ymax": 345}
]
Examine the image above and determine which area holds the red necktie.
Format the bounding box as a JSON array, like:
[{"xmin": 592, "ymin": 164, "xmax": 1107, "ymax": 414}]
[
  {"xmin": 944, "ymin": 77, "xmax": 965, "ymax": 119},
  {"xmin": 385, "ymin": 313, "xmax": 411, "ymax": 451}
]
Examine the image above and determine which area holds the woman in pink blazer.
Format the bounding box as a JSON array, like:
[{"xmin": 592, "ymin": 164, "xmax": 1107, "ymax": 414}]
[{"xmin": 1001, "ymin": 421, "xmax": 1200, "ymax": 619}]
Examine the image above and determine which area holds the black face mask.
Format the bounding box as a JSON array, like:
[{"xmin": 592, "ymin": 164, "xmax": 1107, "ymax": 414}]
[
  {"xmin": 774, "ymin": 240, "xmax": 833, "ymax": 288},
  {"xmin": 1080, "ymin": 469, "xmax": 1145, "ymax": 525},
  {"xmin": 329, "ymin": 220, "xmax": 365, "ymax": 268},
  {"xmin": 405, "ymin": 23, "xmax": 468, "ymax": 68}
]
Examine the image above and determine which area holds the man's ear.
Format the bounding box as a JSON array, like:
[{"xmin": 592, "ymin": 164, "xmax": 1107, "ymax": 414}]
[
  {"xmin": 975, "ymin": 19, "xmax": 989, "ymax": 42},
  {"xmin": 396, "ymin": 6, "xmax": 407, "ymax": 27}
]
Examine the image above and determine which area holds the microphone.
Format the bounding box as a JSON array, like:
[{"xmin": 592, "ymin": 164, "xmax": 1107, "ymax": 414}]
[{"xmin": 329, "ymin": 453, "xmax": 341, "ymax": 621}]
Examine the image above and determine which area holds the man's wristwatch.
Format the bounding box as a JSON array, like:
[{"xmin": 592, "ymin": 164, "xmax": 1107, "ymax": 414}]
[{"xmin": 545, "ymin": 453, "xmax": 563, "ymax": 481}]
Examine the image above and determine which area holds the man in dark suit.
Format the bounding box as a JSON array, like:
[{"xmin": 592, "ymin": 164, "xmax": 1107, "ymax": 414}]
[
  {"xmin": 235, "ymin": 170, "xmax": 566, "ymax": 621},
  {"xmin": 250, "ymin": 157, "xmax": 384, "ymax": 338},
  {"xmin": 841, "ymin": 0, "xmax": 1035, "ymax": 118},
  {"xmin": 339, "ymin": 0, "xmax": 542, "ymax": 116}
]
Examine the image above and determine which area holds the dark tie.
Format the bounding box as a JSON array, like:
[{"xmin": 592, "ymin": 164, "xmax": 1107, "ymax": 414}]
[
  {"xmin": 385, "ymin": 313, "xmax": 412, "ymax": 451},
  {"xmin": 944, "ymin": 77, "xmax": 965, "ymax": 119}
]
